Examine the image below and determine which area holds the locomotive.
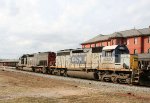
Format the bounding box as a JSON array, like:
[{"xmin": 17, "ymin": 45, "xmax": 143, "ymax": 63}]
[
  {"xmin": 17, "ymin": 52, "xmax": 56, "ymax": 73},
  {"xmin": 17, "ymin": 45, "xmax": 150, "ymax": 85}
]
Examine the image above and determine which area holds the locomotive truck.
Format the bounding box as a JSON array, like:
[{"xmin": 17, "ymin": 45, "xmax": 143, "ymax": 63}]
[{"xmin": 17, "ymin": 45, "xmax": 150, "ymax": 85}]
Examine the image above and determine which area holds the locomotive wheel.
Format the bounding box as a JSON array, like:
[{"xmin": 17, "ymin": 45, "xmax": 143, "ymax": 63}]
[
  {"xmin": 63, "ymin": 71, "xmax": 67, "ymax": 77},
  {"xmin": 101, "ymin": 72, "xmax": 111, "ymax": 82},
  {"xmin": 57, "ymin": 70, "xmax": 61, "ymax": 76},
  {"xmin": 16, "ymin": 66, "xmax": 19, "ymax": 70},
  {"xmin": 42, "ymin": 67, "xmax": 47, "ymax": 74},
  {"xmin": 126, "ymin": 78, "xmax": 131, "ymax": 84},
  {"xmin": 51, "ymin": 69, "xmax": 55, "ymax": 75},
  {"xmin": 49, "ymin": 69, "xmax": 53, "ymax": 74},
  {"xmin": 111, "ymin": 73, "xmax": 118, "ymax": 83},
  {"xmin": 98, "ymin": 72, "xmax": 105, "ymax": 81},
  {"xmin": 99, "ymin": 76, "xmax": 102, "ymax": 81},
  {"xmin": 32, "ymin": 67, "xmax": 35, "ymax": 72},
  {"xmin": 111, "ymin": 76, "xmax": 117, "ymax": 83}
]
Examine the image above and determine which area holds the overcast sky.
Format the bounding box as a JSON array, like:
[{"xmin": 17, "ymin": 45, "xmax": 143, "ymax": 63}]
[{"xmin": 0, "ymin": 0, "xmax": 150, "ymax": 59}]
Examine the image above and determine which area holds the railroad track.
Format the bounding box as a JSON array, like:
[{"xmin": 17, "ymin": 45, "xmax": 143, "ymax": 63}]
[{"xmin": 0, "ymin": 66, "xmax": 150, "ymax": 95}]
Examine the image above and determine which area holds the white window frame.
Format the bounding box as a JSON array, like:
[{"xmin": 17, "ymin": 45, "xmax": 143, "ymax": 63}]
[
  {"xmin": 96, "ymin": 43, "xmax": 99, "ymax": 47},
  {"xmin": 134, "ymin": 37, "xmax": 138, "ymax": 44},
  {"xmin": 101, "ymin": 42, "xmax": 104, "ymax": 46},
  {"xmin": 91, "ymin": 44, "xmax": 95, "ymax": 48},
  {"xmin": 112, "ymin": 40, "xmax": 114, "ymax": 45},
  {"xmin": 134, "ymin": 49, "xmax": 138, "ymax": 54},
  {"xmin": 108, "ymin": 42, "xmax": 110, "ymax": 46},
  {"xmin": 127, "ymin": 39, "xmax": 129, "ymax": 45},
  {"xmin": 148, "ymin": 36, "xmax": 150, "ymax": 43}
]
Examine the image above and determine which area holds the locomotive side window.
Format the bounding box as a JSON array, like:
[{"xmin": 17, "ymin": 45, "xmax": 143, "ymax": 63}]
[
  {"xmin": 127, "ymin": 39, "xmax": 129, "ymax": 45},
  {"xmin": 39, "ymin": 60, "xmax": 47, "ymax": 66},
  {"xmin": 72, "ymin": 50, "xmax": 84, "ymax": 53},
  {"xmin": 118, "ymin": 49, "xmax": 127, "ymax": 54},
  {"xmin": 28, "ymin": 54, "xmax": 34, "ymax": 57},
  {"xmin": 105, "ymin": 51, "xmax": 112, "ymax": 57},
  {"xmin": 57, "ymin": 52, "xmax": 70, "ymax": 56},
  {"xmin": 92, "ymin": 47, "xmax": 103, "ymax": 53},
  {"xmin": 21, "ymin": 58, "xmax": 24, "ymax": 64}
]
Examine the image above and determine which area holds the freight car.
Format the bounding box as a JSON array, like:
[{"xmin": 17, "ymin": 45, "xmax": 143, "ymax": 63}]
[{"xmin": 17, "ymin": 52, "xmax": 56, "ymax": 73}]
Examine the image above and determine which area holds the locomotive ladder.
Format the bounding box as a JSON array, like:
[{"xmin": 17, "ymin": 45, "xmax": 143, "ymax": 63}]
[{"xmin": 132, "ymin": 69, "xmax": 140, "ymax": 84}]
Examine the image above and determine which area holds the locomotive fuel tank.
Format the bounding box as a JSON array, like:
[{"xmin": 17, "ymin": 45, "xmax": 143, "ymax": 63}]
[{"xmin": 67, "ymin": 71, "xmax": 98, "ymax": 80}]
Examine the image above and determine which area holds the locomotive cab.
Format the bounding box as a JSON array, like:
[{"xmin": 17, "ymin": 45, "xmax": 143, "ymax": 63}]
[{"xmin": 100, "ymin": 45, "xmax": 131, "ymax": 70}]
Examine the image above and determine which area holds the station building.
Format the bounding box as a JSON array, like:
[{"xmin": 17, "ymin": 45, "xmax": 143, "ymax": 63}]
[
  {"xmin": 0, "ymin": 59, "xmax": 19, "ymax": 67},
  {"xmin": 81, "ymin": 26, "xmax": 150, "ymax": 54}
]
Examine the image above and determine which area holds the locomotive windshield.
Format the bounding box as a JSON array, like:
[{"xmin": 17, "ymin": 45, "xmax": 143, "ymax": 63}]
[
  {"xmin": 72, "ymin": 50, "xmax": 84, "ymax": 53},
  {"xmin": 57, "ymin": 52, "xmax": 70, "ymax": 56},
  {"xmin": 102, "ymin": 45, "xmax": 129, "ymax": 57}
]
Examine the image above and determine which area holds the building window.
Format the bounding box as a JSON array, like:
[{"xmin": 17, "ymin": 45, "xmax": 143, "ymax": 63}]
[
  {"xmin": 148, "ymin": 36, "xmax": 150, "ymax": 43},
  {"xmin": 100, "ymin": 42, "xmax": 102, "ymax": 46},
  {"xmin": 148, "ymin": 48, "xmax": 150, "ymax": 53},
  {"xmin": 134, "ymin": 49, "xmax": 138, "ymax": 54},
  {"xmin": 91, "ymin": 44, "xmax": 96, "ymax": 48},
  {"xmin": 112, "ymin": 40, "xmax": 114, "ymax": 45},
  {"xmin": 101, "ymin": 42, "xmax": 104, "ymax": 46},
  {"xmin": 108, "ymin": 42, "xmax": 110, "ymax": 46},
  {"xmin": 82, "ymin": 45, "xmax": 85, "ymax": 48},
  {"xmin": 127, "ymin": 39, "xmax": 129, "ymax": 45},
  {"xmin": 85, "ymin": 45, "xmax": 87, "ymax": 48},
  {"xmin": 82, "ymin": 45, "xmax": 84, "ymax": 48},
  {"xmin": 134, "ymin": 37, "xmax": 138, "ymax": 44},
  {"xmin": 117, "ymin": 40, "xmax": 120, "ymax": 45},
  {"xmin": 124, "ymin": 39, "xmax": 127, "ymax": 45},
  {"xmin": 86, "ymin": 44, "xmax": 90, "ymax": 48},
  {"xmin": 96, "ymin": 43, "xmax": 99, "ymax": 47}
]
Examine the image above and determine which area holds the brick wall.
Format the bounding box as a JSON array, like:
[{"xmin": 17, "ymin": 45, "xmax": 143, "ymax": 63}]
[
  {"xmin": 85, "ymin": 44, "xmax": 91, "ymax": 48},
  {"xmin": 143, "ymin": 36, "xmax": 150, "ymax": 53},
  {"xmin": 82, "ymin": 36, "xmax": 150, "ymax": 54},
  {"xmin": 126, "ymin": 37, "xmax": 142, "ymax": 54}
]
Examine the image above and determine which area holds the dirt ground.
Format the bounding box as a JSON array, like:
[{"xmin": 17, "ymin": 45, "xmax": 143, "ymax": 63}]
[{"xmin": 0, "ymin": 69, "xmax": 150, "ymax": 103}]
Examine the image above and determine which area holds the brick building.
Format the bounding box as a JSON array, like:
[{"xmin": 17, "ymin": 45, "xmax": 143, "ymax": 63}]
[{"xmin": 81, "ymin": 27, "xmax": 150, "ymax": 54}]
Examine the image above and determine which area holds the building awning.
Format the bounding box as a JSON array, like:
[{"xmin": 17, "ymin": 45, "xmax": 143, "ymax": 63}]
[{"xmin": 102, "ymin": 45, "xmax": 118, "ymax": 51}]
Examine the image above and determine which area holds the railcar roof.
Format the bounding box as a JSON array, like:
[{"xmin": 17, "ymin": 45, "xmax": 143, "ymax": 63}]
[{"xmin": 102, "ymin": 45, "xmax": 118, "ymax": 51}]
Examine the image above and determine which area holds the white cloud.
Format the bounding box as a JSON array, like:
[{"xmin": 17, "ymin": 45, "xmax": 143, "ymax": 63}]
[{"xmin": 0, "ymin": 0, "xmax": 150, "ymax": 59}]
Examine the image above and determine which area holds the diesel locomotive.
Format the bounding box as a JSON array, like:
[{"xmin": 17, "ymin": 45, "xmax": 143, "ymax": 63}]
[
  {"xmin": 17, "ymin": 45, "xmax": 150, "ymax": 85},
  {"xmin": 17, "ymin": 52, "xmax": 56, "ymax": 73}
]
